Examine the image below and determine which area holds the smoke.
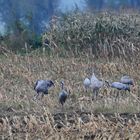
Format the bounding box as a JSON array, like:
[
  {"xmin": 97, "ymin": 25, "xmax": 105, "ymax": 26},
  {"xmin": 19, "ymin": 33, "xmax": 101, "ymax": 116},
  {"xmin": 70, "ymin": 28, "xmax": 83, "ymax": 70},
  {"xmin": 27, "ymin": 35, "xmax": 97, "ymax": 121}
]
[
  {"xmin": 0, "ymin": 0, "xmax": 140, "ymax": 35},
  {"xmin": 0, "ymin": 0, "xmax": 60, "ymax": 35}
]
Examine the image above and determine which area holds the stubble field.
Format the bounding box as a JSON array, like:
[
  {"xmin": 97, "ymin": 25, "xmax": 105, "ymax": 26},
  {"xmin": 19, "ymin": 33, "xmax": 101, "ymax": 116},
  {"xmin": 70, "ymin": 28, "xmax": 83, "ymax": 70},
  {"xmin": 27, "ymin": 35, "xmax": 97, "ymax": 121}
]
[{"xmin": 0, "ymin": 50, "xmax": 140, "ymax": 139}]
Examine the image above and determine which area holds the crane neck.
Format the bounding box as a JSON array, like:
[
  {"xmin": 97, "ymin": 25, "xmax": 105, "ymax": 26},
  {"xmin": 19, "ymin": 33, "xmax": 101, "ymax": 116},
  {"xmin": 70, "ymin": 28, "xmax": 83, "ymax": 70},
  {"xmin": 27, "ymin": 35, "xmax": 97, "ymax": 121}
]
[
  {"xmin": 105, "ymin": 81, "xmax": 111, "ymax": 87},
  {"xmin": 61, "ymin": 82, "xmax": 64, "ymax": 90}
]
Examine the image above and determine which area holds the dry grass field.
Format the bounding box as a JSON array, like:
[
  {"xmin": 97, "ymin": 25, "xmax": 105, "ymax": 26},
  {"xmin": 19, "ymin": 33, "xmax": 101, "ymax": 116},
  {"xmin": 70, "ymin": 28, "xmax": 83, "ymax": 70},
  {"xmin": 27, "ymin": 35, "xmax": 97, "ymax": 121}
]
[
  {"xmin": 0, "ymin": 50, "xmax": 140, "ymax": 139},
  {"xmin": 1, "ymin": 10, "xmax": 140, "ymax": 140}
]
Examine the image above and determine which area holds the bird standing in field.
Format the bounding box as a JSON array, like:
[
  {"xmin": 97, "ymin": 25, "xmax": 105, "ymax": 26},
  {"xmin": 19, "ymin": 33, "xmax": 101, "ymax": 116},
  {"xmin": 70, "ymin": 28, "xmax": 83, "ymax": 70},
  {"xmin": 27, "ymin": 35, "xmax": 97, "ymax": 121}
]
[
  {"xmin": 83, "ymin": 77, "xmax": 91, "ymax": 92},
  {"xmin": 59, "ymin": 81, "xmax": 68, "ymax": 107},
  {"xmin": 34, "ymin": 80, "xmax": 55, "ymax": 100},
  {"xmin": 90, "ymin": 73, "xmax": 104, "ymax": 100},
  {"xmin": 120, "ymin": 75, "xmax": 134, "ymax": 85}
]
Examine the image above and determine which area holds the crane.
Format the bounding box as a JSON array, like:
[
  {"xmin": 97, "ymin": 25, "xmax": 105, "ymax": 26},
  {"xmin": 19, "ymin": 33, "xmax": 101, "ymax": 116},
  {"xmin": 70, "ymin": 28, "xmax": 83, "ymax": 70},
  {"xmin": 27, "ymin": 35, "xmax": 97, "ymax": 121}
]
[
  {"xmin": 59, "ymin": 81, "xmax": 68, "ymax": 107},
  {"xmin": 83, "ymin": 77, "xmax": 91, "ymax": 92},
  {"xmin": 90, "ymin": 73, "xmax": 104, "ymax": 100},
  {"xmin": 120, "ymin": 75, "xmax": 134, "ymax": 85},
  {"xmin": 34, "ymin": 80, "xmax": 55, "ymax": 100}
]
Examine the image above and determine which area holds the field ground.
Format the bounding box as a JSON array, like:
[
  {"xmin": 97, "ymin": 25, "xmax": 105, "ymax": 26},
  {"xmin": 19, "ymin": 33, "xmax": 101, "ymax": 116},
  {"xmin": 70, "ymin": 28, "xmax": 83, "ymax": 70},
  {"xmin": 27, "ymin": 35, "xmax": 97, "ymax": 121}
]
[{"xmin": 0, "ymin": 52, "xmax": 140, "ymax": 139}]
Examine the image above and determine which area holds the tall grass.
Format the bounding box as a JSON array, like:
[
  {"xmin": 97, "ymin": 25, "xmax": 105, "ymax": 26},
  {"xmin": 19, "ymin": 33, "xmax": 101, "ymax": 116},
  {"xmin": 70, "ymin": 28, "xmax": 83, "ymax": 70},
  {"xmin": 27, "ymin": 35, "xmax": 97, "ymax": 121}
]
[{"xmin": 43, "ymin": 10, "xmax": 140, "ymax": 60}]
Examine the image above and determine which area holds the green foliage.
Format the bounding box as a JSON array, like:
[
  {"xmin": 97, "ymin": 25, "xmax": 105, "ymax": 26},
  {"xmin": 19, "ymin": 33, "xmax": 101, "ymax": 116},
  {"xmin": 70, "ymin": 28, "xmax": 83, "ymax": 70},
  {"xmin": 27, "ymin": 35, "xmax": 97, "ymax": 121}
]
[
  {"xmin": 1, "ymin": 21, "xmax": 42, "ymax": 53},
  {"xmin": 0, "ymin": 0, "xmax": 60, "ymax": 53}
]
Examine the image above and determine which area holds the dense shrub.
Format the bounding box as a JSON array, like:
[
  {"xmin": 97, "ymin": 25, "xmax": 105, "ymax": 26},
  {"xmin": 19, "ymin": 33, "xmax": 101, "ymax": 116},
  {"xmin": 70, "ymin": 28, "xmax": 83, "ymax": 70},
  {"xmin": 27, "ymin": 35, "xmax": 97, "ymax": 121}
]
[
  {"xmin": 0, "ymin": 20, "xmax": 42, "ymax": 54},
  {"xmin": 43, "ymin": 10, "xmax": 140, "ymax": 59}
]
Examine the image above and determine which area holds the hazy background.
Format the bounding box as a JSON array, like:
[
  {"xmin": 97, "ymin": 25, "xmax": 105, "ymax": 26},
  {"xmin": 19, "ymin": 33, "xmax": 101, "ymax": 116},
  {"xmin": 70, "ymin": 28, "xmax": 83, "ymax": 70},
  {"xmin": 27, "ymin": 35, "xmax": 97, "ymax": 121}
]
[{"xmin": 0, "ymin": 0, "xmax": 140, "ymax": 35}]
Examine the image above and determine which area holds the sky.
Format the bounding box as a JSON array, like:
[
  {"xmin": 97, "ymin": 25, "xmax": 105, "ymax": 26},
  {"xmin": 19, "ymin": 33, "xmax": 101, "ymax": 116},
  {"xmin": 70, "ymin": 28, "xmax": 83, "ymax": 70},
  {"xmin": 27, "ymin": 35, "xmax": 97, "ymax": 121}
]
[{"xmin": 59, "ymin": 0, "xmax": 85, "ymax": 12}]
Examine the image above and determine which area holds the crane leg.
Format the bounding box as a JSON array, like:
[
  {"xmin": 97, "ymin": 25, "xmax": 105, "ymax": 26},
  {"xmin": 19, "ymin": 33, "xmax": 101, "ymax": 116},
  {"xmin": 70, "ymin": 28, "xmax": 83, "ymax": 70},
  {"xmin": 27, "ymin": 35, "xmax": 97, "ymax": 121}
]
[
  {"xmin": 92, "ymin": 90, "xmax": 95, "ymax": 100},
  {"xmin": 41, "ymin": 93, "xmax": 44, "ymax": 100},
  {"xmin": 84, "ymin": 87, "xmax": 87, "ymax": 93},
  {"xmin": 92, "ymin": 89, "xmax": 98, "ymax": 100},
  {"xmin": 61, "ymin": 103, "xmax": 64, "ymax": 111},
  {"xmin": 115, "ymin": 92, "xmax": 119, "ymax": 102},
  {"xmin": 33, "ymin": 92, "xmax": 39, "ymax": 100},
  {"xmin": 96, "ymin": 90, "xmax": 99, "ymax": 100},
  {"xmin": 114, "ymin": 91, "xmax": 117, "ymax": 102}
]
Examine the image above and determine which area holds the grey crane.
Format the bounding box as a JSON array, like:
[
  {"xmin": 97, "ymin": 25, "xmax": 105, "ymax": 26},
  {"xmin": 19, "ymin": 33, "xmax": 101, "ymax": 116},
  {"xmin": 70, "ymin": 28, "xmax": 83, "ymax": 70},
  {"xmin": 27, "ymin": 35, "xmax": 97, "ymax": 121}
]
[
  {"xmin": 105, "ymin": 81, "xmax": 130, "ymax": 91},
  {"xmin": 59, "ymin": 81, "xmax": 68, "ymax": 107},
  {"xmin": 105, "ymin": 81, "xmax": 131, "ymax": 102},
  {"xmin": 34, "ymin": 80, "xmax": 55, "ymax": 100},
  {"xmin": 83, "ymin": 77, "xmax": 91, "ymax": 92},
  {"xmin": 90, "ymin": 73, "xmax": 104, "ymax": 100},
  {"xmin": 120, "ymin": 75, "xmax": 134, "ymax": 85}
]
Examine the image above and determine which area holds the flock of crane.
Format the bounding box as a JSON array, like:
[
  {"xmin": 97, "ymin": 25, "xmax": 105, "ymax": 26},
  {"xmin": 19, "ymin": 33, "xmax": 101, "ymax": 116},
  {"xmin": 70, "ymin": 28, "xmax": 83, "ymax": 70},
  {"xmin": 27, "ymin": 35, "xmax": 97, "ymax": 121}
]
[
  {"xmin": 83, "ymin": 73, "xmax": 133, "ymax": 100},
  {"xmin": 33, "ymin": 72, "xmax": 134, "ymax": 107}
]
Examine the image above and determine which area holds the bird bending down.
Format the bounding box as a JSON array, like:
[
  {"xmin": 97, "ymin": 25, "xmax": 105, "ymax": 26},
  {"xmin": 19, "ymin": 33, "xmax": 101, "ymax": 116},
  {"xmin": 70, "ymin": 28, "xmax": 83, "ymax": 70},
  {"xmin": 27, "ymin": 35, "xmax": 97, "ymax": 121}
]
[
  {"xmin": 120, "ymin": 75, "xmax": 134, "ymax": 85},
  {"xmin": 34, "ymin": 80, "xmax": 55, "ymax": 100},
  {"xmin": 90, "ymin": 73, "xmax": 104, "ymax": 100},
  {"xmin": 105, "ymin": 81, "xmax": 131, "ymax": 102},
  {"xmin": 105, "ymin": 81, "xmax": 130, "ymax": 91},
  {"xmin": 59, "ymin": 81, "xmax": 68, "ymax": 107},
  {"xmin": 83, "ymin": 78, "xmax": 91, "ymax": 92}
]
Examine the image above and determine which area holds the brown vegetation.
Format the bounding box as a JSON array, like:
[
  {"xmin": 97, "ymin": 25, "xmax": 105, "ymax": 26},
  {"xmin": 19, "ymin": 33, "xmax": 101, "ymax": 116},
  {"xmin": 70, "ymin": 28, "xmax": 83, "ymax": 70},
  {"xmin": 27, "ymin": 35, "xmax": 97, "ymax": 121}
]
[
  {"xmin": 1, "ymin": 11, "xmax": 140, "ymax": 139},
  {"xmin": 0, "ymin": 50, "xmax": 140, "ymax": 139}
]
